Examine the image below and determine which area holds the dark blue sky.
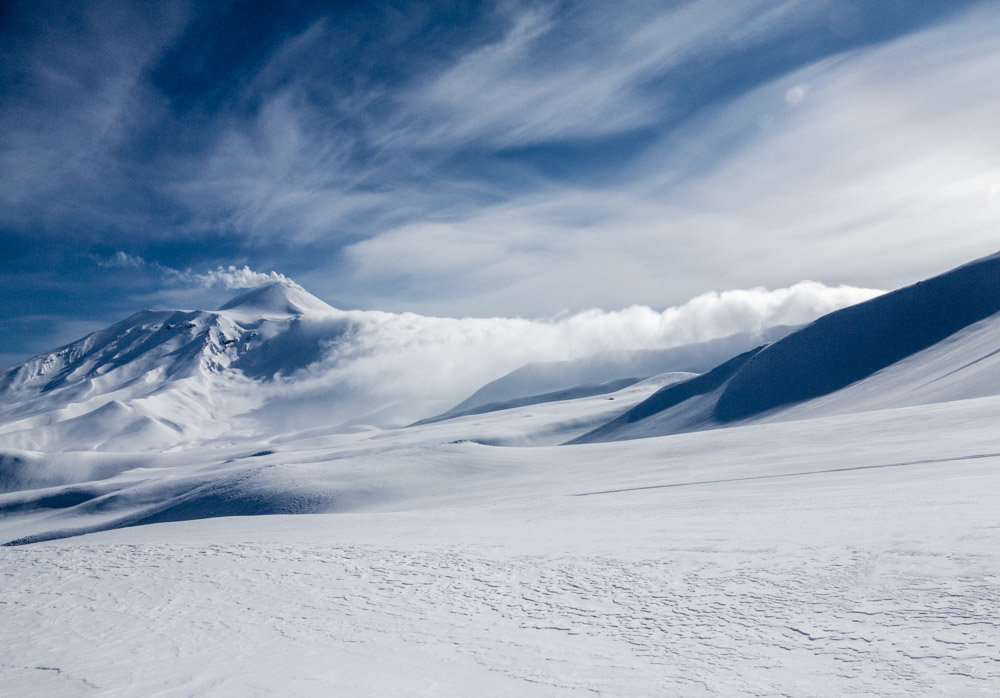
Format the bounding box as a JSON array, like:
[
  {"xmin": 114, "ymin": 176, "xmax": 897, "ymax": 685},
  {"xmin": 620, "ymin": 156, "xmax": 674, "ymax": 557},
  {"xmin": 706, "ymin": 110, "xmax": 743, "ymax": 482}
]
[{"xmin": 2, "ymin": 0, "xmax": 999, "ymax": 366}]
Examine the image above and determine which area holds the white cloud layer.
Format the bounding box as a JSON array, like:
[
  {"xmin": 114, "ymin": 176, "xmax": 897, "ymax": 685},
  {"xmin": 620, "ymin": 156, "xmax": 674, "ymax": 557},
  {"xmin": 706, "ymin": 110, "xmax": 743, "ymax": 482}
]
[{"xmin": 255, "ymin": 280, "xmax": 882, "ymax": 427}]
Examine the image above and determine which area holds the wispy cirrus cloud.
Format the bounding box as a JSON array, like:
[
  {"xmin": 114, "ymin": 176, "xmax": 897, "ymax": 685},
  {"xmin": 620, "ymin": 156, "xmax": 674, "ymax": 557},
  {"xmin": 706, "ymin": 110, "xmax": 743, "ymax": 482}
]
[
  {"xmin": 394, "ymin": 0, "xmax": 824, "ymax": 149},
  {"xmin": 337, "ymin": 1, "xmax": 1000, "ymax": 315},
  {"xmin": 0, "ymin": 1, "xmax": 188, "ymax": 235},
  {"xmin": 160, "ymin": 1, "xmax": 834, "ymax": 250},
  {"xmin": 2, "ymin": 0, "xmax": 998, "ymax": 366}
]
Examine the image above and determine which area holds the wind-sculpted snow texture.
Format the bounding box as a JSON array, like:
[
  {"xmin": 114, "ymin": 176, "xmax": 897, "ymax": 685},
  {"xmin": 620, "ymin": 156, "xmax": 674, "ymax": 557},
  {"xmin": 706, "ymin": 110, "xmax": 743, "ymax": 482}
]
[{"xmin": 4, "ymin": 538, "xmax": 998, "ymax": 696}]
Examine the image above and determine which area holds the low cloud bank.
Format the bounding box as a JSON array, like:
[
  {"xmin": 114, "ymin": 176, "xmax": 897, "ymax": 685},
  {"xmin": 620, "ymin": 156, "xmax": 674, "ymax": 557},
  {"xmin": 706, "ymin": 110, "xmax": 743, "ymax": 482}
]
[{"xmin": 255, "ymin": 281, "xmax": 883, "ymax": 428}]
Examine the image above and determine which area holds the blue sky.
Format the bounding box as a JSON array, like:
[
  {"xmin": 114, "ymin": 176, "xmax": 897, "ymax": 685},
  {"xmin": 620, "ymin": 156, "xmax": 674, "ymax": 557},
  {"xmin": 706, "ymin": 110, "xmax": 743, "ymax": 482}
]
[{"xmin": 2, "ymin": 0, "xmax": 999, "ymax": 366}]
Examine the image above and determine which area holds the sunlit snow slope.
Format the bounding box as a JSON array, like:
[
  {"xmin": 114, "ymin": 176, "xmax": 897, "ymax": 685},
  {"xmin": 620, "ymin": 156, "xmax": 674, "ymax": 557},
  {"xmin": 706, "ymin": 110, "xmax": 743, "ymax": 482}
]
[{"xmin": 0, "ymin": 282, "xmax": 345, "ymax": 451}]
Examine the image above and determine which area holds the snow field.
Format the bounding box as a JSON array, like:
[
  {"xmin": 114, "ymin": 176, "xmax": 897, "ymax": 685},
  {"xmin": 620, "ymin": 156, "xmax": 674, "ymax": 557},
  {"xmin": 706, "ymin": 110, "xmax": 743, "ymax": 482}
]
[{"xmin": 2, "ymin": 395, "xmax": 999, "ymax": 695}]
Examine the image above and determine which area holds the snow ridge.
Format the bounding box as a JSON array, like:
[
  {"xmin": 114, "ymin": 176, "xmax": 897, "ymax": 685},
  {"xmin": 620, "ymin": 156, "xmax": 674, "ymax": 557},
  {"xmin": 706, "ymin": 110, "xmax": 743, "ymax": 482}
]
[{"xmin": 575, "ymin": 249, "xmax": 1000, "ymax": 442}]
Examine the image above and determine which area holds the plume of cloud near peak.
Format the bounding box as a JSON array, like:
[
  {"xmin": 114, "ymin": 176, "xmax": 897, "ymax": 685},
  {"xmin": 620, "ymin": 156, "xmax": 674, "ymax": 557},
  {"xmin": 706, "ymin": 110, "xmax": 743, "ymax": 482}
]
[
  {"xmin": 196, "ymin": 265, "xmax": 298, "ymax": 291},
  {"xmin": 93, "ymin": 251, "xmax": 144, "ymax": 269},
  {"xmin": 87, "ymin": 254, "xmax": 293, "ymax": 292}
]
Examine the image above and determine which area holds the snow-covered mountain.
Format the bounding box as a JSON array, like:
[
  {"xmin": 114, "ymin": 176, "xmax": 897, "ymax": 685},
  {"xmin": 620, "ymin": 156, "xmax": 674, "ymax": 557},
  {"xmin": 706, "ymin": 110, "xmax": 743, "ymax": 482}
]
[
  {"xmin": 3, "ymin": 248, "xmax": 999, "ymax": 520},
  {"xmin": 0, "ymin": 281, "xmax": 345, "ymax": 451},
  {"xmin": 4, "ymin": 252, "xmax": 1000, "ymax": 695},
  {"xmin": 575, "ymin": 250, "xmax": 1000, "ymax": 442},
  {"xmin": 421, "ymin": 325, "xmax": 797, "ymax": 424},
  {"xmin": 1, "ymin": 278, "xmax": 856, "ymax": 452}
]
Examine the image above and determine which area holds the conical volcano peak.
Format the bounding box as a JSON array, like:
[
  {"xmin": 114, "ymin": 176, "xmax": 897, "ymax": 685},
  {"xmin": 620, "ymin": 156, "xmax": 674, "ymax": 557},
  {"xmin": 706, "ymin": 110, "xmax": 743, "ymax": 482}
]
[{"xmin": 218, "ymin": 280, "xmax": 334, "ymax": 317}]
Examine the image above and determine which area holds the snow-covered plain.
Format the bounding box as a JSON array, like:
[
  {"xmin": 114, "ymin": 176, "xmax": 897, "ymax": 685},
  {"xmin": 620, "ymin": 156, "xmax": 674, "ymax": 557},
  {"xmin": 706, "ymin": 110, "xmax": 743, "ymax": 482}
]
[
  {"xmin": 2, "ymin": 254, "xmax": 1000, "ymax": 695},
  {"xmin": 3, "ymin": 397, "xmax": 999, "ymax": 696}
]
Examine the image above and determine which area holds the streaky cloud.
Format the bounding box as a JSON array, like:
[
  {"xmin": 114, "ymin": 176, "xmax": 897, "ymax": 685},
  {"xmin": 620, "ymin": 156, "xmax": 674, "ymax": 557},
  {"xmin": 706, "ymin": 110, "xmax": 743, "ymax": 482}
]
[{"xmin": 338, "ymin": 2, "xmax": 1000, "ymax": 315}]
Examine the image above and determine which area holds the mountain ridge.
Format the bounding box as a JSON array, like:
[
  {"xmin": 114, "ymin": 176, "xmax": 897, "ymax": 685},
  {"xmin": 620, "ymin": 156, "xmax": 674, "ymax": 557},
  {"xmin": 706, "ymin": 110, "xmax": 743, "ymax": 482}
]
[
  {"xmin": 573, "ymin": 249, "xmax": 1000, "ymax": 443},
  {"xmin": 0, "ymin": 283, "xmax": 345, "ymax": 451},
  {"xmin": 439, "ymin": 325, "xmax": 797, "ymax": 421}
]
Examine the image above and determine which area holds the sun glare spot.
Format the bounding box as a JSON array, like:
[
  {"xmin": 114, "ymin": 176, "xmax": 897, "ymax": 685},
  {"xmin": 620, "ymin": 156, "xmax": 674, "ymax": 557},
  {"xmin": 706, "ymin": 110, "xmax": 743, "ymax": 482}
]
[{"xmin": 784, "ymin": 84, "xmax": 808, "ymax": 106}]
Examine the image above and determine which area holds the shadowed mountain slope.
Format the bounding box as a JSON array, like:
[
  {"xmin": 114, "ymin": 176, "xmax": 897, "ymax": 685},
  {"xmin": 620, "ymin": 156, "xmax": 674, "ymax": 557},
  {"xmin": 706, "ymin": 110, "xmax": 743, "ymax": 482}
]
[
  {"xmin": 715, "ymin": 251, "xmax": 1000, "ymax": 421},
  {"xmin": 575, "ymin": 250, "xmax": 1000, "ymax": 443},
  {"xmin": 432, "ymin": 326, "xmax": 796, "ymax": 423},
  {"xmin": 568, "ymin": 347, "xmax": 763, "ymax": 444}
]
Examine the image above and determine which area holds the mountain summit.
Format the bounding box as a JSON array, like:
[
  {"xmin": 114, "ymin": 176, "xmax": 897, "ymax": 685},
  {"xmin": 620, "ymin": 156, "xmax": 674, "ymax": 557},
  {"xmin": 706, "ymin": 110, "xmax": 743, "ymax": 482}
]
[{"xmin": 218, "ymin": 281, "xmax": 335, "ymax": 318}]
